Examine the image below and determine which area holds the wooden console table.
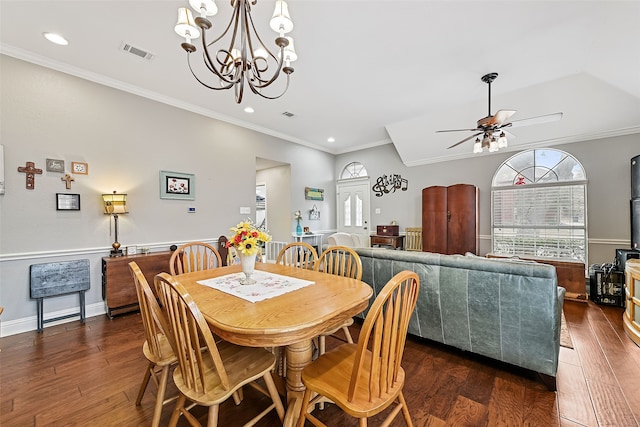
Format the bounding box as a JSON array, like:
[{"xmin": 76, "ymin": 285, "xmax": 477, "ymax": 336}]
[
  {"xmin": 487, "ymin": 254, "xmax": 587, "ymax": 301},
  {"xmin": 102, "ymin": 251, "xmax": 172, "ymax": 317},
  {"xmin": 370, "ymin": 235, "xmax": 405, "ymax": 250}
]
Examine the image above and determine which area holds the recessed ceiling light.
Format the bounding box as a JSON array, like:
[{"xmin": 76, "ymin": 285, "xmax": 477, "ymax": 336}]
[
  {"xmin": 244, "ymin": 107, "xmax": 254, "ymax": 113},
  {"xmin": 43, "ymin": 32, "xmax": 68, "ymax": 46},
  {"xmin": 327, "ymin": 137, "xmax": 335, "ymax": 143}
]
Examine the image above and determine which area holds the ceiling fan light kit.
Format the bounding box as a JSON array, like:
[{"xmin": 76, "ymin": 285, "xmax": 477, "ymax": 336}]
[
  {"xmin": 439, "ymin": 72, "xmax": 563, "ymax": 154},
  {"xmin": 174, "ymin": 0, "xmax": 297, "ymax": 103}
]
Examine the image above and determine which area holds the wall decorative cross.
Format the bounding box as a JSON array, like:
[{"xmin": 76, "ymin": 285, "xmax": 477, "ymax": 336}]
[
  {"xmin": 61, "ymin": 174, "xmax": 75, "ymax": 189},
  {"xmin": 17, "ymin": 161, "xmax": 43, "ymax": 189}
]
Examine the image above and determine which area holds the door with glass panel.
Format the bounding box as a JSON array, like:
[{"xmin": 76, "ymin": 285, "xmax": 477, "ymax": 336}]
[{"xmin": 336, "ymin": 178, "xmax": 370, "ymax": 246}]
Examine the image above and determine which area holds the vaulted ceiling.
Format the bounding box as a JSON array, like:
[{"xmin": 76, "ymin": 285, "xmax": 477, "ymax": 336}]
[{"xmin": 1, "ymin": 1, "xmax": 639, "ymax": 165}]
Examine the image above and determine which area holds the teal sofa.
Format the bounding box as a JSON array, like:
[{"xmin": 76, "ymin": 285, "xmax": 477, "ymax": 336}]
[{"xmin": 355, "ymin": 248, "xmax": 565, "ymax": 390}]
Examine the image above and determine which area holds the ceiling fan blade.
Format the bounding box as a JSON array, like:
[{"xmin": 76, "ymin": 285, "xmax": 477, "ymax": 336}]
[
  {"xmin": 436, "ymin": 128, "xmax": 480, "ymax": 133},
  {"xmin": 509, "ymin": 112, "xmax": 563, "ymax": 128},
  {"xmin": 447, "ymin": 132, "xmax": 483, "ymax": 149},
  {"xmin": 491, "ymin": 109, "xmax": 517, "ymax": 126}
]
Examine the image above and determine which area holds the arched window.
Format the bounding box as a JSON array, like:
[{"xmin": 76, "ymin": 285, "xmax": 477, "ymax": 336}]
[
  {"xmin": 340, "ymin": 162, "xmax": 368, "ymax": 180},
  {"xmin": 492, "ymin": 149, "xmax": 587, "ymax": 262}
]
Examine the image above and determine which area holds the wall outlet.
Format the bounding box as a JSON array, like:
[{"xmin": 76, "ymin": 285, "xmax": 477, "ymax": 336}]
[
  {"xmin": 188, "ymin": 207, "xmax": 196, "ymax": 213},
  {"xmin": 375, "ymin": 208, "xmax": 381, "ymax": 214},
  {"xmin": 240, "ymin": 206, "xmax": 251, "ymax": 214}
]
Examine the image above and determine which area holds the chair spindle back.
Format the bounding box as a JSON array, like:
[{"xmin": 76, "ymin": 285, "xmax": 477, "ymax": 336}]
[
  {"xmin": 155, "ymin": 272, "xmax": 230, "ymax": 394},
  {"xmin": 348, "ymin": 270, "xmax": 419, "ymax": 402},
  {"xmin": 315, "ymin": 245, "xmax": 362, "ymax": 280},
  {"xmin": 276, "ymin": 242, "xmax": 318, "ymax": 269},
  {"xmin": 169, "ymin": 242, "xmax": 223, "ymax": 275}
]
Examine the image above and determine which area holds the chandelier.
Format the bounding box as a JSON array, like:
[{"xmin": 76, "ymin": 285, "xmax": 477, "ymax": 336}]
[
  {"xmin": 473, "ymin": 131, "xmax": 508, "ymax": 154},
  {"xmin": 174, "ymin": 0, "xmax": 297, "ymax": 103}
]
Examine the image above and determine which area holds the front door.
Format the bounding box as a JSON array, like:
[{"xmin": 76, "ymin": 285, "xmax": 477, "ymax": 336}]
[{"xmin": 336, "ymin": 178, "xmax": 371, "ymax": 246}]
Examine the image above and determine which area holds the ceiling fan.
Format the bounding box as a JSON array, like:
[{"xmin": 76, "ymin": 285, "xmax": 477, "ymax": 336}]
[{"xmin": 438, "ymin": 73, "xmax": 563, "ymax": 152}]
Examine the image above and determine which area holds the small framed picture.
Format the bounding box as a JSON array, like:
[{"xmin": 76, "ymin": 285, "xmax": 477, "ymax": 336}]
[
  {"xmin": 71, "ymin": 161, "xmax": 88, "ymax": 174},
  {"xmin": 309, "ymin": 204, "xmax": 320, "ymax": 220},
  {"xmin": 46, "ymin": 159, "xmax": 65, "ymax": 173},
  {"xmin": 305, "ymin": 187, "xmax": 324, "ymax": 201},
  {"xmin": 160, "ymin": 170, "xmax": 195, "ymax": 200},
  {"xmin": 56, "ymin": 193, "xmax": 81, "ymax": 210}
]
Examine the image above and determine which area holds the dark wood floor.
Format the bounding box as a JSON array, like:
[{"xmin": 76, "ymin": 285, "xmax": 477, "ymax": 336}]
[{"xmin": 1, "ymin": 300, "xmax": 639, "ymax": 426}]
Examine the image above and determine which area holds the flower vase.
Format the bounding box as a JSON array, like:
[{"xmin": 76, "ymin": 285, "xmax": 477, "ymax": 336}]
[
  {"xmin": 296, "ymin": 220, "xmax": 302, "ymax": 236},
  {"xmin": 238, "ymin": 252, "xmax": 256, "ymax": 285}
]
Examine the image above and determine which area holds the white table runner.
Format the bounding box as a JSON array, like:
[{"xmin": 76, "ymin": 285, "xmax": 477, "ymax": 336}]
[{"xmin": 197, "ymin": 270, "xmax": 315, "ymax": 303}]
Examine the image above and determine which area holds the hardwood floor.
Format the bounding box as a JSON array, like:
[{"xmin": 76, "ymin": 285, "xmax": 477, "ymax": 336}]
[{"xmin": 1, "ymin": 300, "xmax": 639, "ymax": 426}]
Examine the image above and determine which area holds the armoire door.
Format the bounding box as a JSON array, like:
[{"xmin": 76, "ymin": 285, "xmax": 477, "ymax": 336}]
[
  {"xmin": 446, "ymin": 184, "xmax": 478, "ymax": 255},
  {"xmin": 421, "ymin": 186, "xmax": 448, "ymax": 254}
]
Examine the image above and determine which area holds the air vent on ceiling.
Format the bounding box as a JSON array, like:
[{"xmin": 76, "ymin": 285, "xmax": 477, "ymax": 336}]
[
  {"xmin": 282, "ymin": 111, "xmax": 295, "ymax": 118},
  {"xmin": 120, "ymin": 42, "xmax": 154, "ymax": 60}
]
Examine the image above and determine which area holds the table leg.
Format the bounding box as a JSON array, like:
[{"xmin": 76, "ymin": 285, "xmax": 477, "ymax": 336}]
[{"xmin": 283, "ymin": 338, "xmax": 313, "ymax": 427}]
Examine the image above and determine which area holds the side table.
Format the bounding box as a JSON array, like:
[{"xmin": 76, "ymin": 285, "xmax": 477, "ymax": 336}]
[{"xmin": 370, "ymin": 235, "xmax": 405, "ymax": 250}]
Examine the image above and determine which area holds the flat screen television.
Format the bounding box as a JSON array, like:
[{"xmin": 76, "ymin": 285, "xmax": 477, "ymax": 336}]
[{"xmin": 615, "ymin": 248, "xmax": 640, "ymax": 273}]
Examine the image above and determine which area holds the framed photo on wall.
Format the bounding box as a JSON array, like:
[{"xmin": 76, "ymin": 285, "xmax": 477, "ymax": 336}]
[
  {"xmin": 160, "ymin": 170, "xmax": 195, "ymax": 200},
  {"xmin": 56, "ymin": 193, "xmax": 80, "ymax": 210},
  {"xmin": 305, "ymin": 187, "xmax": 324, "ymax": 201}
]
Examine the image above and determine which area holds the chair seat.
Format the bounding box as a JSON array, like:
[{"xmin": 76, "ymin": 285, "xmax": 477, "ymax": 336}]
[
  {"xmin": 173, "ymin": 340, "xmax": 276, "ymax": 406},
  {"xmin": 142, "ymin": 333, "xmax": 177, "ymax": 367},
  {"xmin": 301, "ymin": 343, "xmax": 406, "ymax": 418}
]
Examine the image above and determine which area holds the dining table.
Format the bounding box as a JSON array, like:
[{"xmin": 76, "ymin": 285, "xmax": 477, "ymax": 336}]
[{"xmin": 174, "ymin": 261, "xmax": 373, "ymax": 427}]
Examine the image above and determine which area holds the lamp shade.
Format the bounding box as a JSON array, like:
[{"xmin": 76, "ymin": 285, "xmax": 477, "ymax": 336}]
[
  {"xmin": 270, "ymin": 0, "xmax": 293, "ymax": 34},
  {"xmin": 189, "ymin": 0, "xmax": 218, "ymax": 17},
  {"xmin": 282, "ymin": 36, "xmax": 297, "ymax": 63},
  {"xmin": 102, "ymin": 192, "xmax": 128, "ymax": 215},
  {"xmin": 175, "ymin": 7, "xmax": 200, "ymax": 39}
]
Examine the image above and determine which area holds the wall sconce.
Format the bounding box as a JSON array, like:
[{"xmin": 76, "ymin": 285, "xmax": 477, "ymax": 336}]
[{"xmin": 102, "ymin": 191, "xmax": 128, "ymax": 257}]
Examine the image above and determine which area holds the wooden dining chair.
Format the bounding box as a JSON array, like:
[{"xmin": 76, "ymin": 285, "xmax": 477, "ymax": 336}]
[
  {"xmin": 297, "ymin": 270, "xmax": 420, "ymax": 427},
  {"xmin": 129, "ymin": 262, "xmax": 178, "ymax": 427},
  {"xmin": 217, "ymin": 235, "xmax": 230, "ymax": 266},
  {"xmin": 154, "ymin": 272, "xmax": 285, "ymax": 427},
  {"xmin": 276, "ymin": 242, "xmax": 318, "ymax": 270},
  {"xmin": 314, "ymin": 245, "xmax": 363, "ymax": 354},
  {"xmin": 404, "ymin": 227, "xmax": 423, "ymax": 251},
  {"xmin": 169, "ymin": 242, "xmax": 223, "ymax": 275}
]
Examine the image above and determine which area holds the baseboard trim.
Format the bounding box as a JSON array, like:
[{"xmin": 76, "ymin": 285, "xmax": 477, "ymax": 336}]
[{"xmin": 0, "ymin": 302, "xmax": 106, "ymax": 337}]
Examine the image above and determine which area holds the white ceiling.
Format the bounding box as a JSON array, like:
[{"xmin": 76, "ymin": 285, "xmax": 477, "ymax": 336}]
[{"xmin": 1, "ymin": 1, "xmax": 639, "ymax": 166}]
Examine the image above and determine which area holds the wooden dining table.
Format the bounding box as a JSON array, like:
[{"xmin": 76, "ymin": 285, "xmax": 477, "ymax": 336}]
[{"xmin": 174, "ymin": 262, "xmax": 373, "ymax": 426}]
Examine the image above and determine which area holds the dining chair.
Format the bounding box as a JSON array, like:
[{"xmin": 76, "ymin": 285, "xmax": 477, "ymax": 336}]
[
  {"xmin": 297, "ymin": 270, "xmax": 420, "ymax": 427},
  {"xmin": 128, "ymin": 262, "xmax": 178, "ymax": 427},
  {"xmin": 217, "ymin": 235, "xmax": 229, "ymax": 266},
  {"xmin": 315, "ymin": 245, "xmax": 363, "ymax": 353},
  {"xmin": 404, "ymin": 227, "xmax": 423, "ymax": 251},
  {"xmin": 169, "ymin": 242, "xmax": 223, "ymax": 275},
  {"xmin": 276, "ymin": 242, "xmax": 318, "ymax": 270},
  {"xmin": 154, "ymin": 272, "xmax": 285, "ymax": 427}
]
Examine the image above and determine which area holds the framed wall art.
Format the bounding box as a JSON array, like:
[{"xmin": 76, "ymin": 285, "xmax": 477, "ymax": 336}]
[
  {"xmin": 305, "ymin": 187, "xmax": 324, "ymax": 201},
  {"xmin": 56, "ymin": 193, "xmax": 80, "ymax": 210},
  {"xmin": 71, "ymin": 161, "xmax": 88, "ymax": 174},
  {"xmin": 160, "ymin": 170, "xmax": 195, "ymax": 200},
  {"xmin": 309, "ymin": 204, "xmax": 320, "ymax": 220},
  {"xmin": 46, "ymin": 159, "xmax": 65, "ymax": 173}
]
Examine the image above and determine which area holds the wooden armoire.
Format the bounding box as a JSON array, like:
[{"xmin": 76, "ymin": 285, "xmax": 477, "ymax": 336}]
[{"xmin": 421, "ymin": 184, "xmax": 478, "ymax": 255}]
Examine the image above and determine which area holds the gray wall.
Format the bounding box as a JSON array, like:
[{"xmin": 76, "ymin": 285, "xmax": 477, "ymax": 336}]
[
  {"xmin": 336, "ymin": 134, "xmax": 639, "ymax": 265},
  {"xmin": 2, "ymin": 54, "xmax": 637, "ymax": 335},
  {"xmin": 0, "ymin": 56, "xmax": 336, "ymax": 333}
]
